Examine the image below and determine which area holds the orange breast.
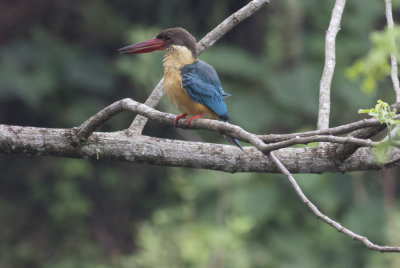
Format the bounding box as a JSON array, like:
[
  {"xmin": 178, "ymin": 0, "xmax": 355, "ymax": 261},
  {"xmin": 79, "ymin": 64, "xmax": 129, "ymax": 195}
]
[{"xmin": 163, "ymin": 69, "xmax": 219, "ymax": 119}]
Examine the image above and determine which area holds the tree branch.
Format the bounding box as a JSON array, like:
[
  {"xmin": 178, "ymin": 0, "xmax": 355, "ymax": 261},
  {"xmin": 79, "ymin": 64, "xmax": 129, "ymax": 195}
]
[
  {"xmin": 128, "ymin": 0, "xmax": 270, "ymax": 133},
  {"xmin": 3, "ymin": 124, "xmax": 400, "ymax": 173},
  {"xmin": 261, "ymin": 134, "xmax": 377, "ymax": 152},
  {"xmin": 259, "ymin": 116, "xmax": 394, "ymax": 143},
  {"xmin": 317, "ymin": 0, "xmax": 346, "ymax": 130},
  {"xmin": 269, "ymin": 151, "xmax": 400, "ymax": 252},
  {"xmin": 2, "ymin": 97, "xmax": 400, "ymax": 174}
]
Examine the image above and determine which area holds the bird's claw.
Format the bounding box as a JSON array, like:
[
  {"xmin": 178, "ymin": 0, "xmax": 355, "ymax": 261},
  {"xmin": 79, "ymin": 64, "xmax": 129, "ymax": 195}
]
[
  {"xmin": 185, "ymin": 113, "xmax": 203, "ymax": 126},
  {"xmin": 174, "ymin": 113, "xmax": 187, "ymax": 126}
]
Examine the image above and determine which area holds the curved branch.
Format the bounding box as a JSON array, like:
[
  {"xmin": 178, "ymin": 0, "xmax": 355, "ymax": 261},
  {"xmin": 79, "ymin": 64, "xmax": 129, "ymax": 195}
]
[
  {"xmin": 76, "ymin": 98, "xmax": 391, "ymax": 155},
  {"xmin": 76, "ymin": 98, "xmax": 267, "ymax": 150}
]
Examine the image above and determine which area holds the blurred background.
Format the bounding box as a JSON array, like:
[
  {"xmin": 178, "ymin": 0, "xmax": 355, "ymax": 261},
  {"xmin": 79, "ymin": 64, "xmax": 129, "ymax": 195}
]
[{"xmin": 1, "ymin": 0, "xmax": 400, "ymax": 267}]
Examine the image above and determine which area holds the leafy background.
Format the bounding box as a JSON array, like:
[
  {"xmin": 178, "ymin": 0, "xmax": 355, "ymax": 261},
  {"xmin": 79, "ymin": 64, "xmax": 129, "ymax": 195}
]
[{"xmin": 1, "ymin": 0, "xmax": 400, "ymax": 267}]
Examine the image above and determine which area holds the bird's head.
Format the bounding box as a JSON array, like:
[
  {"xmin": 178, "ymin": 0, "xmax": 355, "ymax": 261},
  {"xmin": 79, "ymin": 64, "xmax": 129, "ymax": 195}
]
[{"xmin": 118, "ymin": 27, "xmax": 197, "ymax": 58}]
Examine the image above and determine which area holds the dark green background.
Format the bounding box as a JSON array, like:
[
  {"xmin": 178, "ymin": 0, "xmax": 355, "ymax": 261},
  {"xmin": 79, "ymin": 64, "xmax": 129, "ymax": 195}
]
[{"xmin": 1, "ymin": 0, "xmax": 399, "ymax": 267}]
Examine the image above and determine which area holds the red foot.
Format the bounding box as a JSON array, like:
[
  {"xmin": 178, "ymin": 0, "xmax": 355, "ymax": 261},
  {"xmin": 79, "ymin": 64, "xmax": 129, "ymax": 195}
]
[
  {"xmin": 174, "ymin": 113, "xmax": 187, "ymax": 126},
  {"xmin": 185, "ymin": 113, "xmax": 203, "ymax": 126}
]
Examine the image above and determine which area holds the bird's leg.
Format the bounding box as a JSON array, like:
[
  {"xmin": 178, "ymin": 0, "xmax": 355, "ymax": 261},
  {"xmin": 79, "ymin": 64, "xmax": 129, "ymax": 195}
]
[
  {"xmin": 185, "ymin": 113, "xmax": 203, "ymax": 126},
  {"xmin": 174, "ymin": 113, "xmax": 187, "ymax": 126}
]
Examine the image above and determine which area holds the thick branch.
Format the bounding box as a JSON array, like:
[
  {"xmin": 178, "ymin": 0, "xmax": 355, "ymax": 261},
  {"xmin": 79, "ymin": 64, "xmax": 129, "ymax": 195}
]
[
  {"xmin": 2, "ymin": 124, "xmax": 400, "ymax": 173},
  {"xmin": 317, "ymin": 0, "xmax": 346, "ymax": 130},
  {"xmin": 269, "ymin": 152, "xmax": 400, "ymax": 252},
  {"xmin": 128, "ymin": 0, "xmax": 270, "ymax": 133}
]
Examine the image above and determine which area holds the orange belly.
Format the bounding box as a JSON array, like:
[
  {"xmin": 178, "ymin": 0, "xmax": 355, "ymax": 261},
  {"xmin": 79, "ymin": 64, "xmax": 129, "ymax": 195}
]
[{"xmin": 163, "ymin": 69, "xmax": 219, "ymax": 119}]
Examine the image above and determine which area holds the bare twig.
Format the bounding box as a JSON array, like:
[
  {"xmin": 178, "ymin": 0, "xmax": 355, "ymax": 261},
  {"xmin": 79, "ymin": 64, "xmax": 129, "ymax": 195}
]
[
  {"xmin": 259, "ymin": 117, "xmax": 396, "ymax": 143},
  {"xmin": 262, "ymin": 135, "xmax": 377, "ymax": 152},
  {"xmin": 269, "ymin": 151, "xmax": 400, "ymax": 253},
  {"xmin": 262, "ymin": 103, "xmax": 400, "ymax": 147},
  {"xmin": 128, "ymin": 0, "xmax": 270, "ymax": 133},
  {"xmin": 384, "ymin": 0, "xmax": 400, "ymax": 102},
  {"xmin": 317, "ymin": 0, "xmax": 346, "ymax": 130}
]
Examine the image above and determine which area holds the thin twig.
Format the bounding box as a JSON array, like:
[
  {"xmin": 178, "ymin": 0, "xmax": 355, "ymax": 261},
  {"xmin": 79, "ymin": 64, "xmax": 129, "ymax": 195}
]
[
  {"xmin": 261, "ymin": 103, "xmax": 400, "ymax": 146},
  {"xmin": 262, "ymin": 135, "xmax": 376, "ymax": 152},
  {"xmin": 317, "ymin": 0, "xmax": 346, "ymax": 130},
  {"xmin": 384, "ymin": 0, "xmax": 400, "ymax": 102},
  {"xmin": 128, "ymin": 0, "xmax": 270, "ymax": 133},
  {"xmin": 269, "ymin": 151, "xmax": 400, "ymax": 253},
  {"xmin": 258, "ymin": 117, "xmax": 396, "ymax": 143}
]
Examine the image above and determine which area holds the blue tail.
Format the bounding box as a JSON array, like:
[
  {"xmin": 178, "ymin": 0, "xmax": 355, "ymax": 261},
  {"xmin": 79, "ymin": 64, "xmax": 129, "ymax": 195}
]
[
  {"xmin": 219, "ymin": 117, "xmax": 243, "ymax": 150},
  {"xmin": 225, "ymin": 135, "xmax": 243, "ymax": 150}
]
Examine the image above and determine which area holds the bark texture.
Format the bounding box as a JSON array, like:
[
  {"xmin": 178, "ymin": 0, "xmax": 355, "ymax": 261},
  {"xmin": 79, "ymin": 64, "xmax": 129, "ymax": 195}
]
[{"xmin": 1, "ymin": 124, "xmax": 399, "ymax": 174}]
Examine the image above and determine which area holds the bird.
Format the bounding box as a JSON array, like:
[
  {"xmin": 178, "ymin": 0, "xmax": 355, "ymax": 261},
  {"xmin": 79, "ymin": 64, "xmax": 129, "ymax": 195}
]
[{"xmin": 118, "ymin": 27, "xmax": 242, "ymax": 150}]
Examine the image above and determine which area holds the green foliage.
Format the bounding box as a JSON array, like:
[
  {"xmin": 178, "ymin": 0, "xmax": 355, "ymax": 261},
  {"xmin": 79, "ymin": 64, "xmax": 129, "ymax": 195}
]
[
  {"xmin": 346, "ymin": 26, "xmax": 400, "ymax": 93},
  {"xmin": 359, "ymin": 100, "xmax": 400, "ymax": 163},
  {"xmin": 121, "ymin": 215, "xmax": 252, "ymax": 268},
  {"xmin": 359, "ymin": 100, "xmax": 399, "ymax": 130}
]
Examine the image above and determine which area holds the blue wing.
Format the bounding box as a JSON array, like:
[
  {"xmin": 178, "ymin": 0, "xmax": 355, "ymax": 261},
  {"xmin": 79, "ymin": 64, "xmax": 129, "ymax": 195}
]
[
  {"xmin": 181, "ymin": 60, "xmax": 230, "ymax": 121},
  {"xmin": 181, "ymin": 61, "xmax": 242, "ymax": 150}
]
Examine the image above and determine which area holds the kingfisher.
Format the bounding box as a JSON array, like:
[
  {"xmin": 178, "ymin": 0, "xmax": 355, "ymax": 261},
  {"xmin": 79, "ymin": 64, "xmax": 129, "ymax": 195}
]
[{"xmin": 119, "ymin": 27, "xmax": 242, "ymax": 149}]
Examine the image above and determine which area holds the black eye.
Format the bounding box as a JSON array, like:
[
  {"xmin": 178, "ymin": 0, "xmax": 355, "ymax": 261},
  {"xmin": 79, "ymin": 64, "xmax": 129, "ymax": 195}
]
[{"xmin": 166, "ymin": 36, "xmax": 171, "ymax": 41}]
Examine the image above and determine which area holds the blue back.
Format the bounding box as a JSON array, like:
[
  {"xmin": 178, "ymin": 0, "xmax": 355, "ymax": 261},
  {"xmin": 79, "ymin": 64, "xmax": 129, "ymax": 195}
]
[{"xmin": 181, "ymin": 60, "xmax": 230, "ymax": 121}]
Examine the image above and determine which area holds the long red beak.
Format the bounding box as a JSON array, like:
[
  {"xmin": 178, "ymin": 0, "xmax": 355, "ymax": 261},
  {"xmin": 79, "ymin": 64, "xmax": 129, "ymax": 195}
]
[{"xmin": 118, "ymin": 38, "xmax": 168, "ymax": 54}]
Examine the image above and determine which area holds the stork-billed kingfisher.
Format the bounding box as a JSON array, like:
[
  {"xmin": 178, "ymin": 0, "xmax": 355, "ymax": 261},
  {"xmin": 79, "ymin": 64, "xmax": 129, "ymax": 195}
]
[{"xmin": 119, "ymin": 27, "xmax": 242, "ymax": 149}]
